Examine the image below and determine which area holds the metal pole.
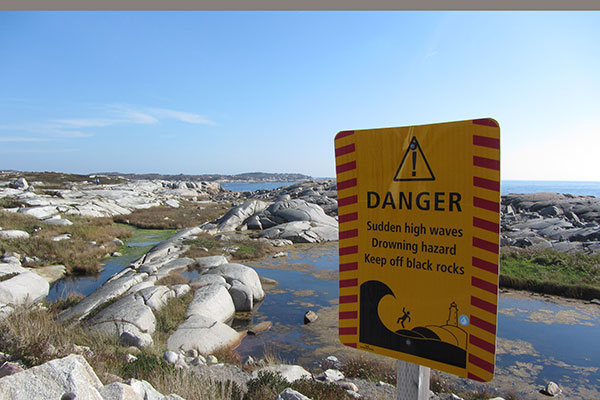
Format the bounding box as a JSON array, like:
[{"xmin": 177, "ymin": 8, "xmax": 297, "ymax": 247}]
[{"xmin": 396, "ymin": 360, "xmax": 431, "ymax": 400}]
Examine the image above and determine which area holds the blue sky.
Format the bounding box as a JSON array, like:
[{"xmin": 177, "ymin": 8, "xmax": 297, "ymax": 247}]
[{"xmin": 1, "ymin": 11, "xmax": 599, "ymax": 180}]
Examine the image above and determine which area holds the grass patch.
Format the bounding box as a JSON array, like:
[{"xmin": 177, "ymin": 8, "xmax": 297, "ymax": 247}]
[
  {"xmin": 430, "ymin": 371, "xmax": 510, "ymax": 400},
  {"xmin": 155, "ymin": 271, "xmax": 190, "ymax": 287},
  {"xmin": 232, "ymin": 242, "xmax": 272, "ymax": 260},
  {"xmin": 183, "ymin": 233, "xmax": 274, "ymax": 261},
  {"xmin": 0, "ymin": 305, "xmax": 240, "ymax": 399},
  {"xmin": 120, "ymin": 351, "xmax": 176, "ymax": 380},
  {"xmin": 0, "ymin": 197, "xmax": 23, "ymax": 209},
  {"xmin": 46, "ymin": 292, "xmax": 85, "ymax": 313},
  {"xmin": 0, "ymin": 272, "xmax": 18, "ymax": 282},
  {"xmin": 153, "ymin": 291, "xmax": 194, "ymax": 346},
  {"xmin": 1, "ymin": 171, "xmax": 125, "ymax": 190},
  {"xmin": 114, "ymin": 201, "xmax": 227, "ymax": 230},
  {"xmin": 500, "ymin": 248, "xmax": 600, "ymax": 299},
  {"xmin": 244, "ymin": 371, "xmax": 354, "ymax": 400},
  {"xmin": 337, "ymin": 356, "xmax": 396, "ymax": 385},
  {"xmin": 0, "ymin": 211, "xmax": 132, "ymax": 275}
]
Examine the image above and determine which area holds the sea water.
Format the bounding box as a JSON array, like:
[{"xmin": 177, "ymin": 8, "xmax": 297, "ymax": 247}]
[{"xmin": 221, "ymin": 180, "xmax": 600, "ymax": 198}]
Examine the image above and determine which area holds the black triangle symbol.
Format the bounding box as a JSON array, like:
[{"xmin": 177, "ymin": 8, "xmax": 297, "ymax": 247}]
[{"xmin": 393, "ymin": 137, "xmax": 435, "ymax": 181}]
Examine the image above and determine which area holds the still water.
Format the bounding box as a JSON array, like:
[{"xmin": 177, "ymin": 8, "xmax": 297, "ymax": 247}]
[
  {"xmin": 235, "ymin": 244, "xmax": 600, "ymax": 399},
  {"xmin": 47, "ymin": 229, "xmax": 175, "ymax": 301}
]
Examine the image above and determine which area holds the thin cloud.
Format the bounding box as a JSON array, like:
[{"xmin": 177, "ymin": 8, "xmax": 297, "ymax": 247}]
[
  {"xmin": 150, "ymin": 107, "xmax": 216, "ymax": 125},
  {"xmin": 54, "ymin": 118, "xmax": 116, "ymax": 128},
  {"xmin": 0, "ymin": 123, "xmax": 93, "ymax": 139},
  {"xmin": 0, "ymin": 136, "xmax": 50, "ymax": 143},
  {"xmin": 108, "ymin": 105, "xmax": 159, "ymax": 125},
  {"xmin": 2, "ymin": 104, "xmax": 215, "ymax": 144}
]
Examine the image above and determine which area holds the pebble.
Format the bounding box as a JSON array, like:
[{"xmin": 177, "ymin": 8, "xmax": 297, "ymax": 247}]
[
  {"xmin": 206, "ymin": 355, "xmax": 218, "ymax": 365},
  {"xmin": 163, "ymin": 351, "xmax": 179, "ymax": 364}
]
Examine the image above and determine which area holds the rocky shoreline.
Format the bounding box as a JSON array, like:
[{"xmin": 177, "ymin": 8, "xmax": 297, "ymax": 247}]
[{"xmin": 2, "ymin": 174, "xmax": 599, "ymax": 399}]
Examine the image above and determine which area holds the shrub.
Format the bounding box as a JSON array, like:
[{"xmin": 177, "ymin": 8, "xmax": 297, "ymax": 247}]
[
  {"xmin": 291, "ymin": 377, "xmax": 355, "ymax": 400},
  {"xmin": 244, "ymin": 370, "xmax": 289, "ymax": 400},
  {"xmin": 339, "ymin": 356, "xmax": 396, "ymax": 385}
]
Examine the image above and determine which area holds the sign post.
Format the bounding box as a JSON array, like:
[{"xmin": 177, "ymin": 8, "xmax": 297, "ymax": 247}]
[{"xmin": 335, "ymin": 119, "xmax": 501, "ymax": 393}]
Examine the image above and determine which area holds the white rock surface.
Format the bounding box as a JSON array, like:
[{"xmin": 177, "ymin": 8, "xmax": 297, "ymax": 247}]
[
  {"xmin": 275, "ymin": 388, "xmax": 312, "ymax": 400},
  {"xmin": 0, "ymin": 354, "xmax": 103, "ymax": 400},
  {"xmin": 57, "ymin": 269, "xmax": 148, "ymax": 322},
  {"xmin": 86, "ymin": 293, "xmax": 156, "ymax": 348},
  {"xmin": 194, "ymin": 255, "xmax": 229, "ymax": 269},
  {"xmin": 27, "ymin": 265, "xmax": 67, "ymax": 284},
  {"xmin": 186, "ymin": 284, "xmax": 235, "ymax": 322},
  {"xmin": 190, "ymin": 274, "xmax": 230, "ymax": 290},
  {"xmin": 0, "ymin": 269, "xmax": 49, "ymax": 306},
  {"xmin": 252, "ymin": 364, "xmax": 311, "ymax": 383},
  {"xmin": 98, "ymin": 381, "xmax": 140, "ymax": 400},
  {"xmin": 206, "ymin": 263, "xmax": 265, "ymax": 302},
  {"xmin": 228, "ymin": 279, "xmax": 253, "ymax": 311},
  {"xmin": 167, "ymin": 314, "xmax": 244, "ymax": 355},
  {"xmin": 0, "ymin": 230, "xmax": 30, "ymax": 240}
]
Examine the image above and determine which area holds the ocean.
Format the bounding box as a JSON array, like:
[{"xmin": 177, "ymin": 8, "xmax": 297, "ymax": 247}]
[
  {"xmin": 501, "ymin": 180, "xmax": 600, "ymax": 198},
  {"xmin": 221, "ymin": 180, "xmax": 600, "ymax": 198}
]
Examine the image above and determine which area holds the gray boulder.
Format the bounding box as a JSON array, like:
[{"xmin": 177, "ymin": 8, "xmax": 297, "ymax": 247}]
[
  {"xmin": 98, "ymin": 382, "xmax": 140, "ymax": 400},
  {"xmin": 57, "ymin": 269, "xmax": 148, "ymax": 323},
  {"xmin": 0, "ymin": 354, "xmax": 103, "ymax": 400},
  {"xmin": 275, "ymin": 388, "xmax": 312, "ymax": 400},
  {"xmin": 186, "ymin": 284, "xmax": 235, "ymax": 322},
  {"xmin": 228, "ymin": 279, "xmax": 253, "ymax": 311},
  {"xmin": 207, "ymin": 263, "xmax": 265, "ymax": 302},
  {"xmin": 0, "ymin": 268, "xmax": 49, "ymax": 306},
  {"xmin": 0, "ymin": 230, "xmax": 30, "ymax": 240},
  {"xmin": 136, "ymin": 285, "xmax": 176, "ymax": 313},
  {"xmin": 18, "ymin": 206, "xmax": 59, "ymax": 220},
  {"xmin": 167, "ymin": 314, "xmax": 244, "ymax": 355},
  {"xmin": 257, "ymin": 221, "xmax": 338, "ymax": 243},
  {"xmin": 194, "ymin": 255, "xmax": 229, "ymax": 269},
  {"xmin": 85, "ymin": 293, "xmax": 156, "ymax": 348},
  {"xmin": 42, "ymin": 215, "xmax": 73, "ymax": 226},
  {"xmin": 252, "ymin": 365, "xmax": 311, "ymax": 383},
  {"xmin": 202, "ymin": 200, "xmax": 269, "ymax": 232},
  {"xmin": 190, "ymin": 274, "xmax": 230, "ymax": 290},
  {"xmin": 8, "ymin": 177, "xmax": 28, "ymax": 190}
]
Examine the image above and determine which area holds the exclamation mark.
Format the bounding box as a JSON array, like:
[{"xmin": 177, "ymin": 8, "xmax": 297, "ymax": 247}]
[{"xmin": 411, "ymin": 143, "xmax": 417, "ymax": 176}]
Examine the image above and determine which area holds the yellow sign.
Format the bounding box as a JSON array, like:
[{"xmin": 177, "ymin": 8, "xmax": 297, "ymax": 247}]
[{"xmin": 335, "ymin": 119, "xmax": 500, "ymax": 382}]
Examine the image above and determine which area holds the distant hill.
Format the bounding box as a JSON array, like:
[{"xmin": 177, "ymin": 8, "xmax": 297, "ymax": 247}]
[{"xmin": 99, "ymin": 171, "xmax": 313, "ymax": 182}]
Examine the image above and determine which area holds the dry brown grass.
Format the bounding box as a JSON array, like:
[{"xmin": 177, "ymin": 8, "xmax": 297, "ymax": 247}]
[
  {"xmin": 155, "ymin": 271, "xmax": 190, "ymax": 287},
  {"xmin": 0, "ymin": 212, "xmax": 132, "ymax": 275},
  {"xmin": 113, "ymin": 201, "xmax": 227, "ymax": 230},
  {"xmin": 1, "ymin": 171, "xmax": 125, "ymax": 189},
  {"xmin": 0, "ymin": 305, "xmax": 241, "ymax": 399}
]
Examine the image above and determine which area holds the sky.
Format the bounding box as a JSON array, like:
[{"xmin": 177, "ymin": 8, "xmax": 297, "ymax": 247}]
[{"xmin": 0, "ymin": 11, "xmax": 599, "ymax": 180}]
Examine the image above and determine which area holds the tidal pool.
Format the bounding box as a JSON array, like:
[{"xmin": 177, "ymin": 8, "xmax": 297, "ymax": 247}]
[
  {"xmin": 47, "ymin": 228, "xmax": 175, "ymax": 301},
  {"xmin": 235, "ymin": 243, "xmax": 600, "ymax": 399}
]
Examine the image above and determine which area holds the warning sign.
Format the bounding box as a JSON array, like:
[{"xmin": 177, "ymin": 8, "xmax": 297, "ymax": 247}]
[
  {"xmin": 394, "ymin": 137, "xmax": 435, "ymax": 181},
  {"xmin": 335, "ymin": 119, "xmax": 501, "ymax": 382}
]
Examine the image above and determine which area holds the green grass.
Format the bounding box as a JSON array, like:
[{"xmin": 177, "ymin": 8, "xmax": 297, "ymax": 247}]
[
  {"xmin": 500, "ymin": 248, "xmax": 600, "ymax": 299},
  {"xmin": 183, "ymin": 233, "xmax": 274, "ymax": 261},
  {"xmin": 0, "ymin": 197, "xmax": 23, "ymax": 208},
  {"xmin": 153, "ymin": 291, "xmax": 194, "ymax": 346}
]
